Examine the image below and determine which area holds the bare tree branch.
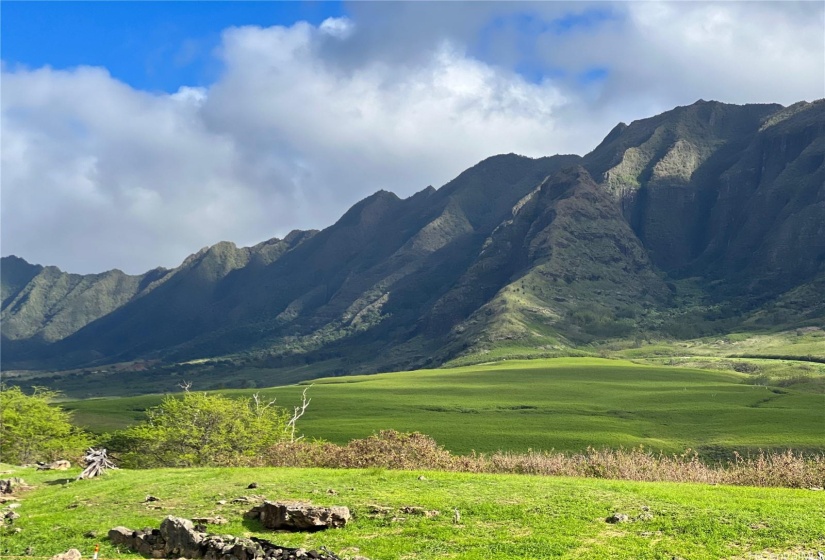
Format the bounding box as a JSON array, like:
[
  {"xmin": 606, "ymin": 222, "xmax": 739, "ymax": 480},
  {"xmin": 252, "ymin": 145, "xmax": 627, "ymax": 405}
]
[{"xmin": 287, "ymin": 386, "xmax": 312, "ymax": 442}]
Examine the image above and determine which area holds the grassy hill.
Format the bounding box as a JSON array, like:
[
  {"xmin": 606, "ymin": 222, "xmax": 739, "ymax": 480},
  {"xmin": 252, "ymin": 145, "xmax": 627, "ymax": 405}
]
[
  {"xmin": 63, "ymin": 358, "xmax": 825, "ymax": 458},
  {"xmin": 3, "ymin": 464, "xmax": 824, "ymax": 559}
]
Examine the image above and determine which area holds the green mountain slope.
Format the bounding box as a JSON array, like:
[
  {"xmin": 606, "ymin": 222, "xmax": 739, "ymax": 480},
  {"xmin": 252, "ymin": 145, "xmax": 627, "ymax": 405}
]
[{"xmin": 2, "ymin": 100, "xmax": 823, "ymax": 382}]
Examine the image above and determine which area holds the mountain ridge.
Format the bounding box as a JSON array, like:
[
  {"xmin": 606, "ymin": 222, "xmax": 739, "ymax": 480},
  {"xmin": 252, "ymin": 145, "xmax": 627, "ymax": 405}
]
[{"xmin": 3, "ymin": 99, "xmax": 823, "ymax": 381}]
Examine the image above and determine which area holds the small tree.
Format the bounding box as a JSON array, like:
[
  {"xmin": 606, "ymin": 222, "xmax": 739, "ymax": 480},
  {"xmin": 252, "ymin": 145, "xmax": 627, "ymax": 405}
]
[
  {"xmin": 0, "ymin": 386, "xmax": 90, "ymax": 465},
  {"xmin": 111, "ymin": 391, "xmax": 294, "ymax": 468}
]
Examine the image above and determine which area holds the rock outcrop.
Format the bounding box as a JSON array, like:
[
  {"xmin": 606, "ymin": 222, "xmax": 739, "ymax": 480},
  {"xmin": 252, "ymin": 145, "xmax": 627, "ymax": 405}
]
[
  {"xmin": 109, "ymin": 516, "xmax": 344, "ymax": 560},
  {"xmin": 246, "ymin": 502, "xmax": 350, "ymax": 531}
]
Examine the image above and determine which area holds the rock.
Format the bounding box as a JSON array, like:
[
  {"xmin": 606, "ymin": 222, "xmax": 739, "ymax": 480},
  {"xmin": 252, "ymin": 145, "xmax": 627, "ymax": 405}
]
[
  {"xmin": 108, "ymin": 527, "xmax": 136, "ymax": 548},
  {"xmin": 50, "ymin": 549, "xmax": 82, "ymax": 560},
  {"xmin": 5, "ymin": 510, "xmax": 21, "ymax": 521},
  {"xmin": 0, "ymin": 478, "xmax": 29, "ymax": 494},
  {"xmin": 6, "ymin": 503, "xmax": 22, "ymax": 509},
  {"xmin": 232, "ymin": 495, "xmax": 265, "ymax": 504},
  {"xmin": 400, "ymin": 506, "xmax": 439, "ymax": 518},
  {"xmin": 216, "ymin": 500, "xmax": 227, "ymax": 505},
  {"xmin": 637, "ymin": 512, "xmax": 654, "ymax": 522},
  {"xmin": 417, "ymin": 476, "xmax": 427, "ymax": 481},
  {"xmin": 84, "ymin": 530, "xmax": 98, "ymax": 538},
  {"xmin": 38, "ymin": 460, "xmax": 71, "ymax": 471},
  {"xmin": 606, "ymin": 513, "xmax": 630, "ymax": 524},
  {"xmin": 366, "ymin": 504, "xmax": 393, "ymax": 515},
  {"xmin": 159, "ymin": 516, "xmax": 204, "ymax": 558},
  {"xmin": 191, "ymin": 516, "xmax": 228, "ymax": 525},
  {"xmin": 326, "ymin": 489, "xmax": 337, "ymax": 495},
  {"xmin": 257, "ymin": 501, "xmax": 350, "ymax": 531},
  {"xmin": 110, "ymin": 520, "xmax": 347, "ymax": 559},
  {"xmin": 144, "ymin": 495, "xmax": 160, "ymax": 502}
]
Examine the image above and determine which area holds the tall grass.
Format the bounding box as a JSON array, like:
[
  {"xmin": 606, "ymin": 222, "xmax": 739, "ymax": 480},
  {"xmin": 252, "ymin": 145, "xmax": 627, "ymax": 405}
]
[{"xmin": 253, "ymin": 431, "xmax": 825, "ymax": 489}]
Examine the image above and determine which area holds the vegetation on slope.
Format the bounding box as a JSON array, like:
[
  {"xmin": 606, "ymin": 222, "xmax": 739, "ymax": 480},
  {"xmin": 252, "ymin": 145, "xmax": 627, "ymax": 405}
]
[{"xmin": 61, "ymin": 359, "xmax": 825, "ymax": 459}]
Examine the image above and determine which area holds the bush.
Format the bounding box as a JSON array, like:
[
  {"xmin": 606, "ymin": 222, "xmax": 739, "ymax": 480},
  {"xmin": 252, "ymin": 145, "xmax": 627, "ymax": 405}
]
[
  {"xmin": 110, "ymin": 391, "xmax": 292, "ymax": 468},
  {"xmin": 260, "ymin": 431, "xmax": 455, "ymax": 470},
  {"xmin": 0, "ymin": 386, "xmax": 91, "ymax": 465},
  {"xmin": 257, "ymin": 432, "xmax": 825, "ymax": 488}
]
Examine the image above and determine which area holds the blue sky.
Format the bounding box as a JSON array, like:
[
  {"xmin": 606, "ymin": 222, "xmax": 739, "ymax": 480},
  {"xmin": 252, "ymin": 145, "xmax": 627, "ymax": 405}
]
[
  {"xmin": 1, "ymin": 1, "xmax": 615, "ymax": 93},
  {"xmin": 2, "ymin": 1, "xmax": 822, "ymax": 273},
  {"xmin": 1, "ymin": 1, "xmax": 346, "ymax": 92}
]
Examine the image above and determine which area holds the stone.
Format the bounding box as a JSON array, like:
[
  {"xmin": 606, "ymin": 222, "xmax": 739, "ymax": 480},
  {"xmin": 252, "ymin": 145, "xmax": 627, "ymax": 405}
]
[
  {"xmin": 606, "ymin": 513, "xmax": 630, "ymax": 524},
  {"xmin": 144, "ymin": 495, "xmax": 160, "ymax": 502},
  {"xmin": 5, "ymin": 510, "xmax": 21, "ymax": 521},
  {"xmin": 50, "ymin": 550, "xmax": 82, "ymax": 560},
  {"xmin": 366, "ymin": 504, "xmax": 392, "ymax": 515},
  {"xmin": 233, "ymin": 495, "xmax": 256, "ymax": 503},
  {"xmin": 399, "ymin": 506, "xmax": 439, "ymax": 517},
  {"xmin": 108, "ymin": 527, "xmax": 136, "ymax": 549},
  {"xmin": 191, "ymin": 516, "xmax": 228, "ymax": 525},
  {"xmin": 160, "ymin": 516, "xmax": 204, "ymax": 558},
  {"xmin": 0, "ymin": 478, "xmax": 28, "ymax": 494},
  {"xmin": 247, "ymin": 482, "xmax": 259, "ymax": 489},
  {"xmin": 38, "ymin": 460, "xmax": 71, "ymax": 471},
  {"xmin": 110, "ymin": 519, "xmax": 347, "ymax": 559},
  {"xmin": 84, "ymin": 530, "xmax": 98, "ymax": 538},
  {"xmin": 257, "ymin": 501, "xmax": 350, "ymax": 531},
  {"xmin": 244, "ymin": 505, "xmax": 263, "ymax": 519}
]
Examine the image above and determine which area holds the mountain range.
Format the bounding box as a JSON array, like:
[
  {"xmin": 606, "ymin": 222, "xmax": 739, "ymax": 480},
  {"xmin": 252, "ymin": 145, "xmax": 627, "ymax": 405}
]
[{"xmin": 3, "ymin": 99, "xmax": 824, "ymax": 384}]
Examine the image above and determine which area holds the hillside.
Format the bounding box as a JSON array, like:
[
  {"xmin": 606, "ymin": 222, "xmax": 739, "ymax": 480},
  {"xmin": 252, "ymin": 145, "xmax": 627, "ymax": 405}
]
[
  {"xmin": 2, "ymin": 99, "xmax": 824, "ymax": 383},
  {"xmin": 62, "ymin": 359, "xmax": 825, "ymax": 458}
]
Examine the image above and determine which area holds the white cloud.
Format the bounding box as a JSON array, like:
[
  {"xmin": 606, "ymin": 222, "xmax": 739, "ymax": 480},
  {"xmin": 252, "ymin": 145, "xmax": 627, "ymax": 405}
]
[
  {"xmin": 2, "ymin": 2, "xmax": 823, "ymax": 274},
  {"xmin": 319, "ymin": 17, "xmax": 354, "ymax": 39}
]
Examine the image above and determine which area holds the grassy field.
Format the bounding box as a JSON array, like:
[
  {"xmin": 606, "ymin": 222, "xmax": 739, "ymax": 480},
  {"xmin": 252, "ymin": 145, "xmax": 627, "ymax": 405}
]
[
  {"xmin": 2, "ymin": 464, "xmax": 823, "ymax": 560},
  {"xmin": 63, "ymin": 358, "xmax": 825, "ymax": 457}
]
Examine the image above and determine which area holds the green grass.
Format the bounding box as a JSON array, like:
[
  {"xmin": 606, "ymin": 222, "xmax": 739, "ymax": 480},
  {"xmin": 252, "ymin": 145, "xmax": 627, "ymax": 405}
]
[
  {"xmin": 2, "ymin": 465, "xmax": 823, "ymax": 559},
  {"xmin": 63, "ymin": 358, "xmax": 825, "ymax": 457}
]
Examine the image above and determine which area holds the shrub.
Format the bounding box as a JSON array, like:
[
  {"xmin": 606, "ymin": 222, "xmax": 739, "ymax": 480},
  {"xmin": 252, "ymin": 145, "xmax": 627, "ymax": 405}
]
[
  {"xmin": 0, "ymin": 386, "xmax": 91, "ymax": 465},
  {"xmin": 110, "ymin": 391, "xmax": 291, "ymax": 468},
  {"xmin": 257, "ymin": 431, "xmax": 825, "ymax": 489},
  {"xmin": 260, "ymin": 430, "xmax": 455, "ymax": 470}
]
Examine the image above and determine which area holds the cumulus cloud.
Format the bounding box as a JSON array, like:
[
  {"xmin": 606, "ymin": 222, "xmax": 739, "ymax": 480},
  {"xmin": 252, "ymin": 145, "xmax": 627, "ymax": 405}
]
[{"xmin": 2, "ymin": 1, "xmax": 823, "ymax": 274}]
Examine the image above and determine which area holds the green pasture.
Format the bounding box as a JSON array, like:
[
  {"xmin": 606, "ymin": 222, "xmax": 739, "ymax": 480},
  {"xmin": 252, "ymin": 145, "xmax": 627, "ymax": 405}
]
[
  {"xmin": 2, "ymin": 465, "xmax": 824, "ymax": 559},
  {"xmin": 63, "ymin": 358, "xmax": 825, "ymax": 457}
]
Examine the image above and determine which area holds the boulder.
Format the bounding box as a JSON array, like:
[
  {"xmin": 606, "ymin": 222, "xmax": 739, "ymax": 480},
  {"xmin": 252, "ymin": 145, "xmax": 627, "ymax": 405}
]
[
  {"xmin": 108, "ymin": 526, "xmax": 135, "ymax": 548},
  {"xmin": 160, "ymin": 516, "xmax": 203, "ymax": 558},
  {"xmin": 606, "ymin": 512, "xmax": 630, "ymax": 524},
  {"xmin": 257, "ymin": 501, "xmax": 350, "ymax": 531}
]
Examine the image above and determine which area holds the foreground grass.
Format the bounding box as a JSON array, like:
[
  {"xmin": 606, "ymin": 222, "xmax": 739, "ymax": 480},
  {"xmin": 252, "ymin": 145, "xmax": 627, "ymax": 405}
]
[
  {"xmin": 64, "ymin": 359, "xmax": 825, "ymax": 457},
  {"xmin": 3, "ymin": 465, "xmax": 824, "ymax": 560}
]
